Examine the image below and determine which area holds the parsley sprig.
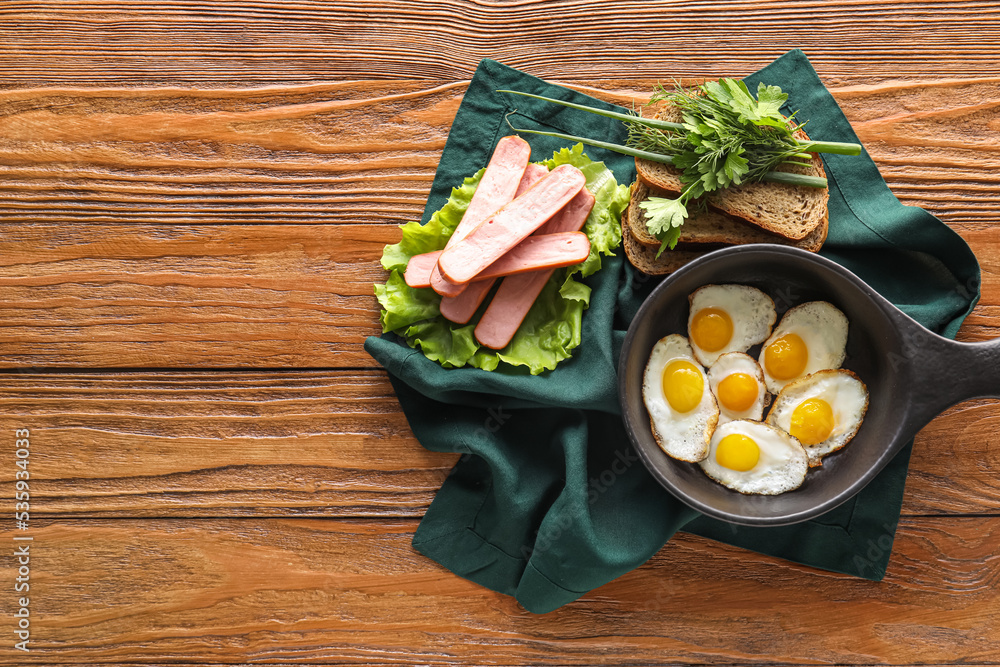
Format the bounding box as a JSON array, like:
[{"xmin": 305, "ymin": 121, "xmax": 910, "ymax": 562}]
[{"xmin": 499, "ymin": 79, "xmax": 861, "ymax": 256}]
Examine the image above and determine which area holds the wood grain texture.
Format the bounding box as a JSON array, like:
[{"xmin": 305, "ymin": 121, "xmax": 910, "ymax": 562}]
[
  {"xmin": 0, "ymin": 221, "xmax": 996, "ymax": 369},
  {"xmin": 2, "ymin": 1, "xmax": 999, "ymax": 662},
  {"xmin": 0, "ymin": 76, "xmax": 998, "ymax": 368},
  {"xmin": 0, "ymin": 223, "xmax": 393, "ymax": 367},
  {"xmin": 0, "ymin": 81, "xmax": 459, "ymax": 226},
  {"xmin": 0, "ymin": 371, "xmax": 995, "ymax": 517},
  {"xmin": 0, "ymin": 517, "xmax": 997, "ymax": 664},
  {"xmin": 0, "ymin": 371, "xmax": 459, "ymax": 517},
  {"xmin": 0, "ymin": 78, "xmax": 998, "ymax": 227},
  {"xmin": 3, "ymin": 0, "xmax": 1000, "ymax": 87}
]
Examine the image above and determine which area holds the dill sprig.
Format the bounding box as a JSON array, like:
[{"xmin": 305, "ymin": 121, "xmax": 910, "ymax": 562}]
[{"xmin": 644, "ymin": 80, "xmax": 814, "ymax": 194}]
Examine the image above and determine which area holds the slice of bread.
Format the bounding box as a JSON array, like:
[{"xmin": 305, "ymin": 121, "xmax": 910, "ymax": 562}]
[
  {"xmin": 634, "ymin": 102, "xmax": 829, "ymax": 241},
  {"xmin": 626, "ymin": 180, "xmax": 827, "ymax": 252},
  {"xmin": 621, "ymin": 201, "xmax": 708, "ymax": 275}
]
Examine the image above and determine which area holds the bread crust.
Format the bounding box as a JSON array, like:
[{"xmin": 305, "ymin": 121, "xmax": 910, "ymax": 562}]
[
  {"xmin": 627, "ymin": 180, "xmax": 827, "ymax": 253},
  {"xmin": 620, "ymin": 203, "xmax": 707, "ymax": 275},
  {"xmin": 634, "ymin": 101, "xmax": 829, "ymax": 242}
]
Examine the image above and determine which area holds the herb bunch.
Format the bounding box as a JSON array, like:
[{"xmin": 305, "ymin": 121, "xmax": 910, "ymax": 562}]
[
  {"xmin": 634, "ymin": 79, "xmax": 823, "ymax": 254},
  {"xmin": 499, "ymin": 80, "xmax": 861, "ymax": 256}
]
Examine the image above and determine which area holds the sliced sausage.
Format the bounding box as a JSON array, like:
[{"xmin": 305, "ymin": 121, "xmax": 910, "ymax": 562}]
[
  {"xmin": 438, "ymin": 164, "xmax": 586, "ymax": 285},
  {"xmin": 473, "ymin": 269, "xmax": 556, "ymax": 350},
  {"xmin": 403, "ymin": 250, "xmax": 442, "ymax": 289},
  {"xmin": 476, "ymin": 232, "xmax": 590, "ymax": 280},
  {"xmin": 429, "ymin": 141, "xmax": 537, "ymax": 297},
  {"xmin": 439, "ymin": 278, "xmax": 494, "ymax": 324},
  {"xmin": 450, "ymin": 136, "xmax": 532, "ymax": 246},
  {"xmin": 429, "ymin": 263, "xmax": 469, "ymax": 297},
  {"xmin": 515, "ymin": 163, "xmax": 551, "ymax": 198},
  {"xmin": 535, "ymin": 188, "xmax": 596, "ymax": 235},
  {"xmin": 474, "ymin": 188, "xmax": 596, "ymax": 350},
  {"xmin": 438, "ymin": 232, "xmax": 589, "ymax": 324}
]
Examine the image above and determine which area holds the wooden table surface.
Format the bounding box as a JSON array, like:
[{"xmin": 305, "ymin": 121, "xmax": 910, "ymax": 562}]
[{"xmin": 2, "ymin": 1, "xmax": 999, "ymax": 664}]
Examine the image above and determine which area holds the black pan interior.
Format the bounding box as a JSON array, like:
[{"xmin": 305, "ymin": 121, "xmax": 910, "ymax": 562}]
[{"xmin": 619, "ymin": 245, "xmax": 908, "ymax": 525}]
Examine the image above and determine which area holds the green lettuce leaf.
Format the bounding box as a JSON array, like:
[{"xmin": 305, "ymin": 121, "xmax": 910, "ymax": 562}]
[
  {"xmin": 374, "ymin": 144, "xmax": 628, "ymax": 375},
  {"xmin": 498, "ymin": 274, "xmax": 585, "ymax": 373},
  {"xmin": 402, "ymin": 320, "xmax": 480, "ymax": 369},
  {"xmin": 381, "ymin": 169, "xmax": 484, "ymax": 272},
  {"xmin": 542, "ymin": 143, "xmax": 627, "ymax": 280}
]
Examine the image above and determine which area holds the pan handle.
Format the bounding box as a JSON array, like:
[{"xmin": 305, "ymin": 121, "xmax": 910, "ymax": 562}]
[{"xmin": 902, "ymin": 324, "xmax": 1000, "ymax": 431}]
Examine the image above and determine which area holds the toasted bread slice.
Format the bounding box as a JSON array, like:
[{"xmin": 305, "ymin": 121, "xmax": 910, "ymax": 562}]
[
  {"xmin": 621, "ymin": 202, "xmax": 708, "ymax": 275},
  {"xmin": 634, "ymin": 102, "xmax": 829, "ymax": 242},
  {"xmin": 626, "ymin": 180, "xmax": 827, "ymax": 252}
]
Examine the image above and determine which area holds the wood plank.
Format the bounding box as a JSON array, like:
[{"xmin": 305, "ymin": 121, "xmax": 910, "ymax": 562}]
[
  {"xmin": 0, "ymin": 223, "xmax": 392, "ymax": 367},
  {"xmin": 0, "ymin": 517, "xmax": 996, "ymax": 664},
  {"xmin": 2, "ymin": 1, "xmax": 1000, "ymax": 86},
  {"xmin": 0, "ymin": 81, "xmax": 460, "ymax": 226},
  {"xmin": 910, "ymin": 400, "xmax": 1000, "ymax": 515},
  {"xmin": 0, "ymin": 76, "xmax": 997, "ymax": 370},
  {"xmin": 0, "ymin": 3, "xmax": 995, "ymax": 664},
  {"xmin": 1, "ymin": 371, "xmax": 996, "ymax": 517},
  {"xmin": 0, "ymin": 78, "xmax": 998, "ymax": 227},
  {"xmin": 0, "ymin": 371, "xmax": 457, "ymax": 517},
  {"xmin": 0, "ymin": 219, "xmax": 997, "ymax": 368}
]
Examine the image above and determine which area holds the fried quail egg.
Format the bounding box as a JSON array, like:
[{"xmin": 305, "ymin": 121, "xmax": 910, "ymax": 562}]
[
  {"xmin": 707, "ymin": 352, "xmax": 768, "ymax": 425},
  {"xmin": 767, "ymin": 369, "xmax": 869, "ymax": 467},
  {"xmin": 642, "ymin": 334, "xmax": 719, "ymax": 462},
  {"xmin": 688, "ymin": 284, "xmax": 776, "ymax": 367},
  {"xmin": 759, "ymin": 301, "xmax": 849, "ymax": 394},
  {"xmin": 699, "ymin": 420, "xmax": 809, "ymax": 495}
]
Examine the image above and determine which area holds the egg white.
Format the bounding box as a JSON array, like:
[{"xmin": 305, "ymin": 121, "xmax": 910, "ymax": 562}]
[
  {"xmin": 758, "ymin": 301, "xmax": 849, "ymax": 394},
  {"xmin": 767, "ymin": 369, "xmax": 869, "ymax": 467},
  {"xmin": 699, "ymin": 420, "xmax": 809, "ymax": 495},
  {"xmin": 707, "ymin": 352, "xmax": 769, "ymax": 425},
  {"xmin": 688, "ymin": 284, "xmax": 776, "ymax": 367},
  {"xmin": 642, "ymin": 334, "xmax": 718, "ymax": 462}
]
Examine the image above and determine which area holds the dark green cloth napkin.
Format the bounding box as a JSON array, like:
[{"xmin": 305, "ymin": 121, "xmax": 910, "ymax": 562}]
[{"xmin": 364, "ymin": 50, "xmax": 980, "ymax": 613}]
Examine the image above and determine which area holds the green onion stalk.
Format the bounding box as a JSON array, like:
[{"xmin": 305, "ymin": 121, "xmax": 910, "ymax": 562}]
[{"xmin": 497, "ymin": 80, "xmax": 861, "ymax": 256}]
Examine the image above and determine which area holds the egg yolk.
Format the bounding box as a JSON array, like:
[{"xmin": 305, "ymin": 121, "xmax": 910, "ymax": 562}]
[
  {"xmin": 716, "ymin": 372, "xmax": 759, "ymax": 413},
  {"xmin": 690, "ymin": 308, "xmax": 733, "ymax": 352},
  {"xmin": 789, "ymin": 398, "xmax": 835, "ymax": 446},
  {"xmin": 662, "ymin": 360, "xmax": 704, "ymax": 413},
  {"xmin": 764, "ymin": 333, "xmax": 808, "ymax": 380},
  {"xmin": 715, "ymin": 433, "xmax": 760, "ymax": 472}
]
